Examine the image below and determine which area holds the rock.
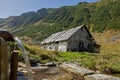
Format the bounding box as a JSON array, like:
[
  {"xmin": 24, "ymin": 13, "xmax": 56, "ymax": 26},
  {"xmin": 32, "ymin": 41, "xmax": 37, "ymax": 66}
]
[
  {"xmin": 37, "ymin": 62, "xmax": 57, "ymax": 67},
  {"xmin": 29, "ymin": 58, "xmax": 39, "ymax": 63},
  {"xmin": 37, "ymin": 63, "xmax": 46, "ymax": 66},
  {"xmin": 20, "ymin": 70, "xmax": 35, "ymax": 75},
  {"xmin": 18, "ymin": 67, "xmax": 36, "ymax": 75},
  {"xmin": 45, "ymin": 62, "xmax": 56, "ymax": 67},
  {"xmin": 29, "ymin": 58, "xmax": 39, "ymax": 67},
  {"xmin": 60, "ymin": 63, "xmax": 120, "ymax": 80},
  {"xmin": 31, "ymin": 66, "xmax": 49, "ymax": 72},
  {"xmin": 21, "ymin": 70, "xmax": 28, "ymax": 74},
  {"xmin": 18, "ymin": 67, "xmax": 26, "ymax": 71},
  {"xmin": 60, "ymin": 63, "xmax": 95, "ymax": 76},
  {"xmin": 84, "ymin": 74, "xmax": 120, "ymax": 80},
  {"xmin": 18, "ymin": 62, "xmax": 27, "ymax": 68},
  {"xmin": 44, "ymin": 67, "xmax": 59, "ymax": 75}
]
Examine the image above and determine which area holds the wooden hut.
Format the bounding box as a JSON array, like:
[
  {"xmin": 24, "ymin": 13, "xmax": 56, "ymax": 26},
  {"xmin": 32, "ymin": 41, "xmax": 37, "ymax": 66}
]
[{"xmin": 41, "ymin": 25, "xmax": 100, "ymax": 52}]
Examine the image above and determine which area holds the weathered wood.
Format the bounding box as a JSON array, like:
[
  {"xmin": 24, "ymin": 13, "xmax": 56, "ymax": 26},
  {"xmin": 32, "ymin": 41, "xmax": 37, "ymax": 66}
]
[
  {"xmin": 42, "ymin": 25, "xmax": 100, "ymax": 52},
  {"xmin": 10, "ymin": 51, "xmax": 18, "ymax": 80},
  {"xmin": 0, "ymin": 37, "xmax": 9, "ymax": 80},
  {"xmin": 60, "ymin": 63, "xmax": 120, "ymax": 80}
]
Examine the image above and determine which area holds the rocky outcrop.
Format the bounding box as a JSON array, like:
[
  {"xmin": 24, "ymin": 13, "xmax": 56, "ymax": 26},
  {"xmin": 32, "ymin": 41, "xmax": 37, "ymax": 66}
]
[{"xmin": 60, "ymin": 63, "xmax": 120, "ymax": 80}]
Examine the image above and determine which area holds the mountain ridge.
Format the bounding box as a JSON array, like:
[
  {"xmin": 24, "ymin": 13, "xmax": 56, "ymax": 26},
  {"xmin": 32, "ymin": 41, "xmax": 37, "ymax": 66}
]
[{"xmin": 0, "ymin": 0, "xmax": 119, "ymax": 41}]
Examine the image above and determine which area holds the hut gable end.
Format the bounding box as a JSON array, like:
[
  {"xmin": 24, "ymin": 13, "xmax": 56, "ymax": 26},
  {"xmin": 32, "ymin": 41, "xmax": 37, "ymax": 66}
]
[{"xmin": 41, "ymin": 24, "xmax": 100, "ymax": 52}]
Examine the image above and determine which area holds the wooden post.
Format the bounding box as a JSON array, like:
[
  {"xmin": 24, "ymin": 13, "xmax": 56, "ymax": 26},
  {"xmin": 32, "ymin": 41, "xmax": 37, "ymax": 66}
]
[
  {"xmin": 0, "ymin": 37, "xmax": 9, "ymax": 80},
  {"xmin": 10, "ymin": 51, "xmax": 18, "ymax": 80}
]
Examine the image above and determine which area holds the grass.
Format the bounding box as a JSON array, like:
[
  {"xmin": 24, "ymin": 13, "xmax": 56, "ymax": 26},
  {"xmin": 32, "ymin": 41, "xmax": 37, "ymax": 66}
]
[
  {"xmin": 92, "ymin": 30, "xmax": 120, "ymax": 54},
  {"xmin": 23, "ymin": 42, "xmax": 120, "ymax": 73},
  {"xmin": 54, "ymin": 52, "xmax": 91, "ymax": 62},
  {"xmin": 19, "ymin": 30, "xmax": 120, "ymax": 74},
  {"xmin": 22, "ymin": 41, "xmax": 120, "ymax": 74},
  {"xmin": 54, "ymin": 51, "xmax": 120, "ymax": 73}
]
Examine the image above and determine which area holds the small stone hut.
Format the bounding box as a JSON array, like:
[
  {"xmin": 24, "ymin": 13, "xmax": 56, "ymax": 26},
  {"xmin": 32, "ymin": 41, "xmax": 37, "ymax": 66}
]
[{"xmin": 41, "ymin": 25, "xmax": 100, "ymax": 52}]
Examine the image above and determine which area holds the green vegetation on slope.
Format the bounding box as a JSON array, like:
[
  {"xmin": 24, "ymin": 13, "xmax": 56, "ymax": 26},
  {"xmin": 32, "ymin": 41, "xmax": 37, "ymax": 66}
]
[
  {"xmin": 10, "ymin": 0, "xmax": 120, "ymax": 41},
  {"xmin": 44, "ymin": 2, "xmax": 91, "ymax": 28},
  {"xmin": 91, "ymin": 0, "xmax": 120, "ymax": 31},
  {"xmin": 0, "ymin": 1, "xmax": 120, "ymax": 41},
  {"xmin": 22, "ymin": 43, "xmax": 120, "ymax": 74}
]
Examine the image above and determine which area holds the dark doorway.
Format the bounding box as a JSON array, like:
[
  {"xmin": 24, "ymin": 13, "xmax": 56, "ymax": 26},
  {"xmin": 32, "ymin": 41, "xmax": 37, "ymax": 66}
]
[{"xmin": 79, "ymin": 41, "xmax": 84, "ymax": 51}]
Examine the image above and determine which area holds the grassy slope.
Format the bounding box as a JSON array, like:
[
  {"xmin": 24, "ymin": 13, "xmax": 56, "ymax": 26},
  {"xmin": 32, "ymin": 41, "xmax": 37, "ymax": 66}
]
[
  {"xmin": 93, "ymin": 30, "xmax": 120, "ymax": 54},
  {"xmin": 20, "ymin": 29, "xmax": 120, "ymax": 76},
  {"xmin": 24, "ymin": 44, "xmax": 120, "ymax": 74}
]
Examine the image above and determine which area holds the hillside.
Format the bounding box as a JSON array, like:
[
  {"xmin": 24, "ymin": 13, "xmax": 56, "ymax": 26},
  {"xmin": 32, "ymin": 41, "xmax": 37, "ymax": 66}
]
[
  {"xmin": 0, "ymin": 8, "xmax": 56, "ymax": 28},
  {"xmin": 0, "ymin": 0, "xmax": 120, "ymax": 41}
]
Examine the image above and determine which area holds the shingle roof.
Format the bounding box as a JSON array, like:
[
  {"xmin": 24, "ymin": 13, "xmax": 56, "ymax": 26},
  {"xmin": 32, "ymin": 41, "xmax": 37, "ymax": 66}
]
[{"xmin": 41, "ymin": 25, "xmax": 84, "ymax": 44}]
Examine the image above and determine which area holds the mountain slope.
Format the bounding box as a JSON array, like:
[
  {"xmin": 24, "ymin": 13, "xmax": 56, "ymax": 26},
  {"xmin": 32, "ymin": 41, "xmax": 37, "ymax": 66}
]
[
  {"xmin": 0, "ymin": 8, "xmax": 56, "ymax": 28},
  {"xmin": 91, "ymin": 0, "xmax": 120, "ymax": 31},
  {"xmin": 0, "ymin": 0, "xmax": 120, "ymax": 41}
]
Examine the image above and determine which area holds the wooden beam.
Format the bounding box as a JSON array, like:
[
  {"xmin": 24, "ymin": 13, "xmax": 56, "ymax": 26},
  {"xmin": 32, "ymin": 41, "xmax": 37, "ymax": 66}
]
[{"xmin": 10, "ymin": 51, "xmax": 18, "ymax": 80}]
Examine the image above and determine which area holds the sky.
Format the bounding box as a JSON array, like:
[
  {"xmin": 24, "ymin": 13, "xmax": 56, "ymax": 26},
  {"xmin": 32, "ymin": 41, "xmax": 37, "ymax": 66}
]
[{"xmin": 0, "ymin": 0, "xmax": 97, "ymax": 18}]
